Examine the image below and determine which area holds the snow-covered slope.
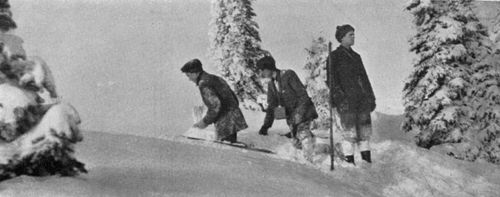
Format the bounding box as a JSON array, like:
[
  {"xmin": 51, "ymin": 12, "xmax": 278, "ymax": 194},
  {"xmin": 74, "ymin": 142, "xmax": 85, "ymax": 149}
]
[
  {"xmin": 0, "ymin": 112, "xmax": 499, "ymax": 197},
  {"xmin": 238, "ymin": 112, "xmax": 500, "ymax": 197},
  {"xmin": 0, "ymin": 131, "xmax": 357, "ymax": 197}
]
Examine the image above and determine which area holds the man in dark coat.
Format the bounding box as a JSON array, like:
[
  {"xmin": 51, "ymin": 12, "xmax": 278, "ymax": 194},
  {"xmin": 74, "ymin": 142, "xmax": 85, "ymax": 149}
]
[
  {"xmin": 257, "ymin": 56, "xmax": 318, "ymax": 158},
  {"xmin": 327, "ymin": 24, "xmax": 376, "ymax": 164},
  {"xmin": 181, "ymin": 59, "xmax": 248, "ymax": 143}
]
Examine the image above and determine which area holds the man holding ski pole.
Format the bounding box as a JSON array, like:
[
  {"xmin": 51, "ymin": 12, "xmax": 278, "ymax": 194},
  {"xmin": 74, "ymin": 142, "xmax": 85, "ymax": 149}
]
[{"xmin": 326, "ymin": 24, "xmax": 376, "ymax": 165}]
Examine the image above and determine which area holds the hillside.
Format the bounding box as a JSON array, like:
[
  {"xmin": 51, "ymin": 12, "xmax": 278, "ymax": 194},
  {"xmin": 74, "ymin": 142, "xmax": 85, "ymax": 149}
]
[{"xmin": 0, "ymin": 112, "xmax": 498, "ymax": 197}]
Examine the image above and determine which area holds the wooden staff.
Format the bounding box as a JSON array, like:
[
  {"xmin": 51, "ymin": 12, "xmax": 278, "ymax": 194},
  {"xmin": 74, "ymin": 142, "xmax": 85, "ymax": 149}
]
[{"xmin": 327, "ymin": 41, "xmax": 334, "ymax": 171}]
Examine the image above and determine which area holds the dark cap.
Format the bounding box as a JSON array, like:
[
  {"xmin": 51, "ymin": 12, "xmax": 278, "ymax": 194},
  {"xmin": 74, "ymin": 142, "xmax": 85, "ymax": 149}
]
[
  {"xmin": 335, "ymin": 24, "xmax": 355, "ymax": 42},
  {"xmin": 256, "ymin": 56, "xmax": 277, "ymax": 71},
  {"xmin": 181, "ymin": 59, "xmax": 203, "ymax": 73}
]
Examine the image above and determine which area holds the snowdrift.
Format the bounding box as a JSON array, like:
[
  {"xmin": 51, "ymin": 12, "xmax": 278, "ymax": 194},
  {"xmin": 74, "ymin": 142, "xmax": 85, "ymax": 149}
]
[
  {"xmin": 0, "ymin": 111, "xmax": 498, "ymax": 196},
  {"xmin": 375, "ymin": 141, "xmax": 500, "ymax": 197},
  {"xmin": 235, "ymin": 111, "xmax": 500, "ymax": 197},
  {"xmin": 176, "ymin": 110, "xmax": 500, "ymax": 197}
]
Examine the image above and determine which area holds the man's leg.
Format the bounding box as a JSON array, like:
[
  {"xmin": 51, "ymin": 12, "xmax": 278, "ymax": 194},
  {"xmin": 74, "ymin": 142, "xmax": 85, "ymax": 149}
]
[
  {"xmin": 339, "ymin": 112, "xmax": 357, "ymax": 164},
  {"xmin": 221, "ymin": 133, "xmax": 237, "ymax": 143},
  {"xmin": 217, "ymin": 121, "xmax": 237, "ymax": 143},
  {"xmin": 289, "ymin": 124, "xmax": 302, "ymax": 149},
  {"xmin": 225, "ymin": 133, "xmax": 238, "ymax": 143},
  {"xmin": 341, "ymin": 140, "xmax": 355, "ymax": 164},
  {"xmin": 295, "ymin": 121, "xmax": 315, "ymax": 161},
  {"xmin": 357, "ymin": 112, "xmax": 372, "ymax": 163}
]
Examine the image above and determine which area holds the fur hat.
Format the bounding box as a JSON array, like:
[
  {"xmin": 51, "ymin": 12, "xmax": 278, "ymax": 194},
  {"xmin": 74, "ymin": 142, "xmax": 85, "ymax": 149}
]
[
  {"xmin": 335, "ymin": 24, "xmax": 355, "ymax": 42},
  {"xmin": 181, "ymin": 59, "xmax": 203, "ymax": 73},
  {"xmin": 256, "ymin": 56, "xmax": 277, "ymax": 71}
]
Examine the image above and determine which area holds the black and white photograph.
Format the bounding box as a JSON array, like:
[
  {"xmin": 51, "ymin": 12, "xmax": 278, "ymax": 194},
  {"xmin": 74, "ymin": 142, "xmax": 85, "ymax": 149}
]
[{"xmin": 0, "ymin": 0, "xmax": 499, "ymax": 196}]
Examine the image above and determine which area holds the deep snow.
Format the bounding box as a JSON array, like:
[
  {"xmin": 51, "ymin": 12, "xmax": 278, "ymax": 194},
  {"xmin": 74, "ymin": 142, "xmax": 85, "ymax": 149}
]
[
  {"xmin": 0, "ymin": 111, "xmax": 499, "ymax": 197},
  {"xmin": 0, "ymin": 131, "xmax": 356, "ymax": 197}
]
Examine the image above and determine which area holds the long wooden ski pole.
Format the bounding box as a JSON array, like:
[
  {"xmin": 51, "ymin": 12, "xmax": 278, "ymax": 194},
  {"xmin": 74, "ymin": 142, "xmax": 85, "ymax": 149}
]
[{"xmin": 327, "ymin": 41, "xmax": 334, "ymax": 171}]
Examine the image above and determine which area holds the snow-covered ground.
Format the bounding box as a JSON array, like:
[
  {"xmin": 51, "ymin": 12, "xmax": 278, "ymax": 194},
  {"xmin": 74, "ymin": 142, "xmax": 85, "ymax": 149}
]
[{"xmin": 1, "ymin": 111, "xmax": 499, "ymax": 197}]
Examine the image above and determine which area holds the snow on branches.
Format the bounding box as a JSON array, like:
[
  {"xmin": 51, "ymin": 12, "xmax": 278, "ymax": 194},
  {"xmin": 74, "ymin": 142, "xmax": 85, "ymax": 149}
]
[
  {"xmin": 404, "ymin": 0, "xmax": 500, "ymax": 164},
  {"xmin": 209, "ymin": 0, "xmax": 270, "ymax": 111}
]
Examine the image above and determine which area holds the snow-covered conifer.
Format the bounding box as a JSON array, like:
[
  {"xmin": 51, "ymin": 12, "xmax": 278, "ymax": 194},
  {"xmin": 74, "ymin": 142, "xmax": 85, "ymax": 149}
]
[
  {"xmin": 303, "ymin": 37, "xmax": 332, "ymax": 130},
  {"xmin": 403, "ymin": 0, "xmax": 475, "ymax": 148},
  {"xmin": 405, "ymin": 0, "xmax": 500, "ymax": 164},
  {"xmin": 209, "ymin": 0, "xmax": 269, "ymax": 111}
]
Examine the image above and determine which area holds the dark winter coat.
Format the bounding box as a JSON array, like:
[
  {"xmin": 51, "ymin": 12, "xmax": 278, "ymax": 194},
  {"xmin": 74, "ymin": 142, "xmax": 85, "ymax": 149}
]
[
  {"xmin": 262, "ymin": 69, "xmax": 318, "ymax": 129},
  {"xmin": 197, "ymin": 71, "xmax": 248, "ymax": 140},
  {"xmin": 327, "ymin": 45, "xmax": 376, "ymax": 113}
]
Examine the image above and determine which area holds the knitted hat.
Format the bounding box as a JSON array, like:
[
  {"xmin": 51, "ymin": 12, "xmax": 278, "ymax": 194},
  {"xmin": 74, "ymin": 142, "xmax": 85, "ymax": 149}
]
[
  {"xmin": 181, "ymin": 59, "xmax": 203, "ymax": 73},
  {"xmin": 256, "ymin": 56, "xmax": 277, "ymax": 71},
  {"xmin": 335, "ymin": 24, "xmax": 355, "ymax": 42}
]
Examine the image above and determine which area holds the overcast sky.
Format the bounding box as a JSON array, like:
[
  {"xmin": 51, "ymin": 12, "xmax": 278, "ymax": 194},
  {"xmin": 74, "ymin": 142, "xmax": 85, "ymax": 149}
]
[{"xmin": 10, "ymin": 0, "xmax": 499, "ymax": 137}]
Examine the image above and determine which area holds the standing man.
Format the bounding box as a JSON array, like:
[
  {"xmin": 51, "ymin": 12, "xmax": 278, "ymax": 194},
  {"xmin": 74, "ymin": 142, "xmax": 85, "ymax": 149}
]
[
  {"xmin": 257, "ymin": 56, "xmax": 318, "ymax": 158},
  {"xmin": 327, "ymin": 24, "xmax": 376, "ymax": 164},
  {"xmin": 181, "ymin": 59, "xmax": 248, "ymax": 143}
]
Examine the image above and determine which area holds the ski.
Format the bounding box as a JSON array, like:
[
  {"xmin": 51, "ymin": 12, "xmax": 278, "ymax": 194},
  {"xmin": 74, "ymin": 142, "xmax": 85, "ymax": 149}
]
[{"xmin": 182, "ymin": 136, "xmax": 275, "ymax": 154}]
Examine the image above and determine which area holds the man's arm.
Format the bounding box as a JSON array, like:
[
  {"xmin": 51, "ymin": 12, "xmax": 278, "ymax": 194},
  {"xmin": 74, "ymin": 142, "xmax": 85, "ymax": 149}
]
[
  {"xmin": 288, "ymin": 70, "xmax": 312, "ymax": 124},
  {"xmin": 261, "ymin": 82, "xmax": 277, "ymax": 130},
  {"xmin": 200, "ymin": 86, "xmax": 221, "ymax": 125}
]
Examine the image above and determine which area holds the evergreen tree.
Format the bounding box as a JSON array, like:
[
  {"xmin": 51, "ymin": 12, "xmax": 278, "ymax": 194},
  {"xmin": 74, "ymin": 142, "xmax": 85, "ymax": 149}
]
[
  {"xmin": 0, "ymin": 0, "xmax": 87, "ymax": 180},
  {"xmin": 209, "ymin": 0, "xmax": 269, "ymax": 111},
  {"xmin": 463, "ymin": 2, "xmax": 500, "ymax": 163},
  {"xmin": 0, "ymin": 0, "xmax": 16, "ymax": 32},
  {"xmin": 403, "ymin": 0, "xmax": 475, "ymax": 149},
  {"xmin": 405, "ymin": 0, "xmax": 500, "ymax": 164},
  {"xmin": 465, "ymin": 53, "xmax": 500, "ymax": 164},
  {"xmin": 490, "ymin": 10, "xmax": 500, "ymax": 54},
  {"xmin": 303, "ymin": 37, "xmax": 332, "ymax": 130}
]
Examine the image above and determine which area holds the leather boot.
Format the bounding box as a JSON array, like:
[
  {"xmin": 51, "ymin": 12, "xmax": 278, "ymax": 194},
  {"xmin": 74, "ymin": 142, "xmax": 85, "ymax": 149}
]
[
  {"xmin": 345, "ymin": 155, "xmax": 355, "ymax": 165},
  {"xmin": 361, "ymin": 151, "xmax": 372, "ymax": 163},
  {"xmin": 222, "ymin": 133, "xmax": 237, "ymax": 143},
  {"xmin": 258, "ymin": 127, "xmax": 268, "ymax": 136}
]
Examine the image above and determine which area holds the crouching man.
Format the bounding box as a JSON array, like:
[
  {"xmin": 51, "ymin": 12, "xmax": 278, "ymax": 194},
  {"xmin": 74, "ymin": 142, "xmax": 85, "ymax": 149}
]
[
  {"xmin": 257, "ymin": 56, "xmax": 318, "ymax": 158},
  {"xmin": 181, "ymin": 59, "xmax": 248, "ymax": 143}
]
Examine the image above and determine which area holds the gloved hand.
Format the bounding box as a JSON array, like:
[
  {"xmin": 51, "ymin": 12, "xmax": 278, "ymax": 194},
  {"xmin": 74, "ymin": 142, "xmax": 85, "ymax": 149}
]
[
  {"xmin": 193, "ymin": 120, "xmax": 208, "ymax": 129},
  {"xmin": 369, "ymin": 101, "xmax": 376, "ymax": 112},
  {"xmin": 363, "ymin": 98, "xmax": 376, "ymax": 112},
  {"xmin": 338, "ymin": 99, "xmax": 349, "ymax": 113},
  {"xmin": 258, "ymin": 126, "xmax": 268, "ymax": 136},
  {"xmin": 293, "ymin": 113, "xmax": 303, "ymax": 125}
]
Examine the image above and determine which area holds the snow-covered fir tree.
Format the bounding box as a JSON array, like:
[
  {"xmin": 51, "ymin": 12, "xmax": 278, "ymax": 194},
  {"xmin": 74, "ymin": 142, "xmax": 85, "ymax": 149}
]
[
  {"xmin": 209, "ymin": 0, "xmax": 269, "ymax": 111},
  {"xmin": 303, "ymin": 37, "xmax": 331, "ymax": 130},
  {"xmin": 0, "ymin": 0, "xmax": 86, "ymax": 180},
  {"xmin": 462, "ymin": 2, "xmax": 500, "ymax": 163},
  {"xmin": 0, "ymin": 0, "xmax": 15, "ymax": 31},
  {"xmin": 403, "ymin": 0, "xmax": 475, "ymax": 149},
  {"xmin": 490, "ymin": 10, "xmax": 500, "ymax": 54},
  {"xmin": 465, "ymin": 55, "xmax": 500, "ymax": 164},
  {"xmin": 405, "ymin": 0, "xmax": 500, "ymax": 164}
]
